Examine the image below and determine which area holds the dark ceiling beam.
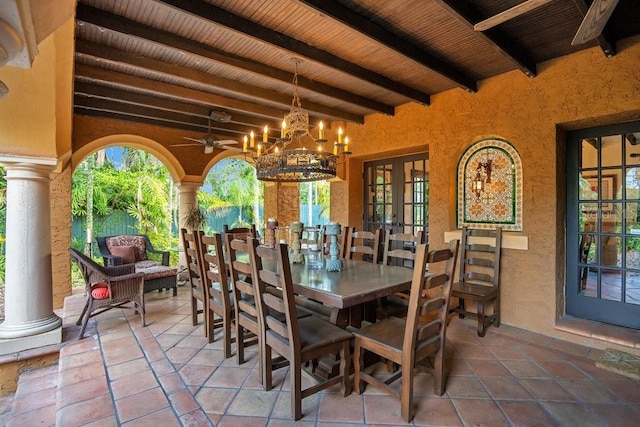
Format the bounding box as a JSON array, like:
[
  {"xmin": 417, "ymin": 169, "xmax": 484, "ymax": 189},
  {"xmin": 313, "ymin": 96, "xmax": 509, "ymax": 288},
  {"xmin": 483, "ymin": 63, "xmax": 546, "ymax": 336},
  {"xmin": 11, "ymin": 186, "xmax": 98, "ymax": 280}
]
[
  {"xmin": 75, "ymin": 63, "xmax": 289, "ymax": 122},
  {"xmin": 74, "ymin": 94, "xmax": 254, "ymax": 135},
  {"xmin": 298, "ymin": 0, "xmax": 476, "ymax": 92},
  {"xmin": 75, "ymin": 39, "xmax": 363, "ymax": 123},
  {"xmin": 76, "ymin": 3, "xmax": 394, "ymax": 115},
  {"xmin": 156, "ymin": 0, "xmax": 432, "ymax": 105},
  {"xmin": 74, "ymin": 107, "xmax": 239, "ymax": 139},
  {"xmin": 74, "ymin": 81, "xmax": 273, "ymax": 129},
  {"xmin": 571, "ymin": 0, "xmax": 616, "ymax": 57},
  {"xmin": 433, "ymin": 0, "xmax": 538, "ymax": 78}
]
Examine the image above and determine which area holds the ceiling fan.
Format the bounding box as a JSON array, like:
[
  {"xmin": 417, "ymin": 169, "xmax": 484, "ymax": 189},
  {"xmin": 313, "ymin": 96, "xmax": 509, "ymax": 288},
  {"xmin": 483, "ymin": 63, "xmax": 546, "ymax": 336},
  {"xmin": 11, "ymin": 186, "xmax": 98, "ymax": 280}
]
[
  {"xmin": 473, "ymin": 0, "xmax": 619, "ymax": 46},
  {"xmin": 171, "ymin": 111, "xmax": 241, "ymax": 154}
]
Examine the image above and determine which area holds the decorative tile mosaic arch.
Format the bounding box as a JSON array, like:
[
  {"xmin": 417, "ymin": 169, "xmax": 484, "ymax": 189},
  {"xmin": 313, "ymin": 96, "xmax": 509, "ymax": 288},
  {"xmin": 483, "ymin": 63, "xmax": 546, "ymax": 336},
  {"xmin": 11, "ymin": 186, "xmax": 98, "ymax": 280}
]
[{"xmin": 457, "ymin": 138, "xmax": 522, "ymax": 231}]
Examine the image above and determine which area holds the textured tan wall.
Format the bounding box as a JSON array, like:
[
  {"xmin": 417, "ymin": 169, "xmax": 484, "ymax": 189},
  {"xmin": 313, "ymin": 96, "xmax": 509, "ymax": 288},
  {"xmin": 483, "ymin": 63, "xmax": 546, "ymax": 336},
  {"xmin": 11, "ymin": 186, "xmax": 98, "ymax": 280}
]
[
  {"xmin": 337, "ymin": 37, "xmax": 640, "ymax": 341},
  {"xmin": 51, "ymin": 164, "xmax": 73, "ymax": 309},
  {"xmin": 263, "ymin": 182, "xmax": 300, "ymax": 227}
]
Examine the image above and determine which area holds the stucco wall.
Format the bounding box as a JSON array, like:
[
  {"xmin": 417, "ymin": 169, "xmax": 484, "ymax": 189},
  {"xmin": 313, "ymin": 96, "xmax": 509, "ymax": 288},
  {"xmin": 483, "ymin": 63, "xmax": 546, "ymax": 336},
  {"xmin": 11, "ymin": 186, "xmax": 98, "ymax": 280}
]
[
  {"xmin": 340, "ymin": 37, "xmax": 640, "ymax": 341},
  {"xmin": 51, "ymin": 164, "xmax": 72, "ymax": 308}
]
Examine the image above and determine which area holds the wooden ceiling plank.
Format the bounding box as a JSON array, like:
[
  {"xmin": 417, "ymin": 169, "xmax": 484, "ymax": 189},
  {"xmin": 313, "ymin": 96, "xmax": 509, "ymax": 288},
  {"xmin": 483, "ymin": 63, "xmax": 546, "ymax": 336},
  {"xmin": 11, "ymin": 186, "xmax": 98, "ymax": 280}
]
[
  {"xmin": 74, "ymin": 94, "xmax": 251, "ymax": 135},
  {"xmin": 298, "ymin": 0, "xmax": 476, "ymax": 92},
  {"xmin": 434, "ymin": 0, "xmax": 538, "ymax": 77},
  {"xmin": 74, "ymin": 107, "xmax": 239, "ymax": 139},
  {"xmin": 74, "ymin": 81, "xmax": 277, "ymax": 128},
  {"xmin": 156, "ymin": 0, "xmax": 431, "ymax": 105},
  {"xmin": 75, "ymin": 62, "xmax": 289, "ymax": 122},
  {"xmin": 75, "ymin": 39, "xmax": 363, "ymax": 123},
  {"xmin": 76, "ymin": 3, "xmax": 394, "ymax": 115},
  {"xmin": 473, "ymin": 0, "xmax": 555, "ymax": 32},
  {"xmin": 571, "ymin": 0, "xmax": 616, "ymax": 57}
]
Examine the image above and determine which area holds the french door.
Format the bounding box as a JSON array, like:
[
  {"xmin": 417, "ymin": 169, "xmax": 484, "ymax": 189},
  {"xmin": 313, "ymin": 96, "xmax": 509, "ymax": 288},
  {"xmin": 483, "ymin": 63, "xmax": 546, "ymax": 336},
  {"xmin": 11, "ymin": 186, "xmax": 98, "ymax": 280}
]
[
  {"xmin": 567, "ymin": 121, "xmax": 640, "ymax": 329},
  {"xmin": 363, "ymin": 154, "xmax": 428, "ymax": 238}
]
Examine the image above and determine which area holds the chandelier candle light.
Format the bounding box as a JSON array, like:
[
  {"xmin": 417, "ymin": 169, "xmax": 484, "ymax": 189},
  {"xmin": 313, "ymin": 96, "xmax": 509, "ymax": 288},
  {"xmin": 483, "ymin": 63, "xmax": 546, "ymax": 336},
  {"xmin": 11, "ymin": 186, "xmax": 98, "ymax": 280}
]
[{"xmin": 243, "ymin": 58, "xmax": 351, "ymax": 182}]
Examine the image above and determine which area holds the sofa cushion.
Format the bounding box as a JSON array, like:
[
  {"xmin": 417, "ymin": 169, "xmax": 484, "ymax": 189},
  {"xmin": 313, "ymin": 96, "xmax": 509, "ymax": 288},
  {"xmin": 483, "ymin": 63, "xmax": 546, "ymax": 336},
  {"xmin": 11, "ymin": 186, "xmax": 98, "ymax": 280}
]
[
  {"xmin": 110, "ymin": 245, "xmax": 136, "ymax": 264},
  {"xmin": 136, "ymin": 265, "xmax": 177, "ymax": 281},
  {"xmin": 106, "ymin": 235, "xmax": 147, "ymax": 261},
  {"xmin": 135, "ymin": 260, "xmax": 162, "ymax": 269}
]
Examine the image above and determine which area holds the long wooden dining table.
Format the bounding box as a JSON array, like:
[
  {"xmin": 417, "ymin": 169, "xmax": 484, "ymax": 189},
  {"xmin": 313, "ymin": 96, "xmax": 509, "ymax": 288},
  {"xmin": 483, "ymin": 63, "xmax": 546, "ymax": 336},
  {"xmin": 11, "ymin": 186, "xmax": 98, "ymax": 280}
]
[{"xmin": 288, "ymin": 259, "xmax": 415, "ymax": 328}]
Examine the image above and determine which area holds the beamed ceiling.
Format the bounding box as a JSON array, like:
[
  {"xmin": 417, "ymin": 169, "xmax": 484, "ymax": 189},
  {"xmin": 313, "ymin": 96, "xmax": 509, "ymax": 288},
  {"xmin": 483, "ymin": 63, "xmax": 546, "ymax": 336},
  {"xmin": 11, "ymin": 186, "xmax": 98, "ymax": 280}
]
[{"xmin": 73, "ymin": 0, "xmax": 640, "ymax": 153}]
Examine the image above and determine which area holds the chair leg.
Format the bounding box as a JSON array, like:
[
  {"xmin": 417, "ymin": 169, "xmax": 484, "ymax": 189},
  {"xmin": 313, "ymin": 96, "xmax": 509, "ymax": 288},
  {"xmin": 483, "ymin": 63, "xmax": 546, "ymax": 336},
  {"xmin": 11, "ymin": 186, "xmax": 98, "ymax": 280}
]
[
  {"xmin": 457, "ymin": 297, "xmax": 466, "ymax": 318},
  {"xmin": 191, "ymin": 295, "xmax": 198, "ymax": 326},
  {"xmin": 401, "ymin": 358, "xmax": 415, "ymax": 422},
  {"xmin": 222, "ymin": 316, "xmax": 232, "ymax": 358},
  {"xmin": 494, "ymin": 296, "xmax": 500, "ymax": 328},
  {"xmin": 353, "ymin": 339, "xmax": 363, "ymax": 394},
  {"xmin": 236, "ymin": 324, "xmax": 245, "ymax": 365},
  {"xmin": 138, "ymin": 297, "xmax": 146, "ymax": 327},
  {"xmin": 291, "ymin": 357, "xmax": 303, "ymax": 421},
  {"xmin": 433, "ymin": 346, "xmax": 446, "ymax": 396},
  {"xmin": 262, "ymin": 342, "xmax": 272, "ymax": 391},
  {"xmin": 340, "ymin": 340, "xmax": 352, "ymax": 396},
  {"xmin": 477, "ymin": 300, "xmax": 486, "ymax": 337},
  {"xmin": 76, "ymin": 297, "xmax": 91, "ymax": 326},
  {"xmin": 78, "ymin": 299, "xmax": 95, "ymax": 339}
]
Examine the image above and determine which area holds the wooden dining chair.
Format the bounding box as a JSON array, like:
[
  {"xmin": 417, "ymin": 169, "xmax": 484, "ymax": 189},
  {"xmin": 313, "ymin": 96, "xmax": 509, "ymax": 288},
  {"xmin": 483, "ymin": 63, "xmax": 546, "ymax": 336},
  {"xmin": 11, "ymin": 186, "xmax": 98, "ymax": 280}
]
[
  {"xmin": 346, "ymin": 227, "xmax": 382, "ymax": 263},
  {"xmin": 378, "ymin": 229, "xmax": 426, "ymax": 318},
  {"xmin": 197, "ymin": 231, "xmax": 235, "ymax": 357},
  {"xmin": 180, "ymin": 228, "xmax": 207, "ymax": 334},
  {"xmin": 223, "ymin": 224, "xmax": 257, "ymax": 242},
  {"xmin": 224, "ymin": 233, "xmax": 263, "ymax": 372},
  {"xmin": 450, "ymin": 226, "xmax": 502, "ymax": 337},
  {"xmin": 248, "ymin": 239, "xmax": 353, "ymax": 421},
  {"xmin": 352, "ymin": 239, "xmax": 459, "ymax": 423}
]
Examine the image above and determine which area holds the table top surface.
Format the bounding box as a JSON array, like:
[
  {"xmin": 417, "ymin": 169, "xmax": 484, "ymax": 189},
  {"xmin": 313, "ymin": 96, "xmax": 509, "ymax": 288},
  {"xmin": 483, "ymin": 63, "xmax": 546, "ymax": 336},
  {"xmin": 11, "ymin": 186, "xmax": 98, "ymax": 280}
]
[{"xmin": 288, "ymin": 259, "xmax": 414, "ymax": 309}]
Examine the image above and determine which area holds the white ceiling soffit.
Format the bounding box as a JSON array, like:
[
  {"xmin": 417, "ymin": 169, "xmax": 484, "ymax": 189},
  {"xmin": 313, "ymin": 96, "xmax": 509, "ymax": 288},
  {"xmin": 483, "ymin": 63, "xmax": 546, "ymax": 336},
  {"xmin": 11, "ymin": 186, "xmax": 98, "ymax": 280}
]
[{"xmin": 0, "ymin": 0, "xmax": 37, "ymax": 69}]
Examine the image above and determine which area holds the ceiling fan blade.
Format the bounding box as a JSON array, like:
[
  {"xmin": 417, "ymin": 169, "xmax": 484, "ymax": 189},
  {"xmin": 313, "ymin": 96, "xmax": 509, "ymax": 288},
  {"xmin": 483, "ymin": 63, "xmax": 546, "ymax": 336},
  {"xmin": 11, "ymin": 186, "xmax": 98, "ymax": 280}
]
[
  {"xmin": 572, "ymin": 0, "xmax": 619, "ymax": 46},
  {"xmin": 181, "ymin": 136, "xmax": 204, "ymax": 144},
  {"xmin": 217, "ymin": 139, "xmax": 239, "ymax": 145},
  {"xmin": 222, "ymin": 145, "xmax": 243, "ymax": 152},
  {"xmin": 171, "ymin": 142, "xmax": 202, "ymax": 147},
  {"xmin": 474, "ymin": 0, "xmax": 554, "ymax": 31}
]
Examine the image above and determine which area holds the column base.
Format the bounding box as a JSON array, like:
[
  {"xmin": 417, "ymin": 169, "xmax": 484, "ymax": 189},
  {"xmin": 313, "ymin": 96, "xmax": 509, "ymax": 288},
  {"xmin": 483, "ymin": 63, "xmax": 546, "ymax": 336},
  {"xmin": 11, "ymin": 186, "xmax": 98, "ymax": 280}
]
[
  {"xmin": 0, "ymin": 325, "xmax": 62, "ymax": 356},
  {"xmin": 0, "ymin": 313, "xmax": 62, "ymax": 340}
]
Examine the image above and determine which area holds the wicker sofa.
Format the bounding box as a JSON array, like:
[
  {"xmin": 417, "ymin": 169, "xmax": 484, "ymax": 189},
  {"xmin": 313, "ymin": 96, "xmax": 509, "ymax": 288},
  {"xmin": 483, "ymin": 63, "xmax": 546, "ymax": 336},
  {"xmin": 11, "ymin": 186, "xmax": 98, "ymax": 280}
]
[{"xmin": 96, "ymin": 234, "xmax": 177, "ymax": 295}]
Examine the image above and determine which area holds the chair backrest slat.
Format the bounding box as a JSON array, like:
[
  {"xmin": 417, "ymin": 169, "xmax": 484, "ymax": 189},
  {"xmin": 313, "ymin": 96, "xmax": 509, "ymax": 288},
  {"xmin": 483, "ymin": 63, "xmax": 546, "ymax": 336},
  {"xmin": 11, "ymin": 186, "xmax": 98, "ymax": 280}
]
[
  {"xmin": 459, "ymin": 227, "xmax": 502, "ymax": 289},
  {"xmin": 347, "ymin": 228, "xmax": 382, "ymax": 263},
  {"xmin": 250, "ymin": 241, "xmax": 300, "ymax": 352},
  {"xmin": 181, "ymin": 228, "xmax": 205, "ymax": 294},
  {"xmin": 199, "ymin": 232, "xmax": 231, "ymax": 311},
  {"xmin": 383, "ymin": 230, "xmax": 425, "ymax": 267},
  {"xmin": 403, "ymin": 239, "xmax": 459, "ymax": 360},
  {"xmin": 225, "ymin": 233, "xmax": 261, "ymax": 321}
]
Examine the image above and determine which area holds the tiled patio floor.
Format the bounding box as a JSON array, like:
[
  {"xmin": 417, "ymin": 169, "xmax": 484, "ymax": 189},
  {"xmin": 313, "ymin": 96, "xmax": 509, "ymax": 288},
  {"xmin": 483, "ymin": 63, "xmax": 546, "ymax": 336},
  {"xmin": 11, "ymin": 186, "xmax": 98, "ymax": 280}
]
[{"xmin": 2, "ymin": 285, "xmax": 640, "ymax": 426}]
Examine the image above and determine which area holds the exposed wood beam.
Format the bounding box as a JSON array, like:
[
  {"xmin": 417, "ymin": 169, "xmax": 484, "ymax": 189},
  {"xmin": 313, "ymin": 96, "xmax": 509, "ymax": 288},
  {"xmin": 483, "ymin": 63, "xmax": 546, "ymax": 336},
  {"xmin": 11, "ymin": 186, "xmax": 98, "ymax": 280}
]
[
  {"xmin": 627, "ymin": 134, "xmax": 637, "ymax": 145},
  {"xmin": 298, "ymin": 0, "xmax": 476, "ymax": 93},
  {"xmin": 473, "ymin": 0, "xmax": 554, "ymax": 31},
  {"xmin": 74, "ymin": 81, "xmax": 274, "ymax": 129},
  {"xmin": 75, "ymin": 63, "xmax": 289, "ymax": 122},
  {"xmin": 156, "ymin": 0, "xmax": 432, "ymax": 105},
  {"xmin": 434, "ymin": 0, "xmax": 538, "ymax": 77},
  {"xmin": 75, "ymin": 4, "xmax": 392, "ymax": 116},
  {"xmin": 571, "ymin": 0, "xmax": 616, "ymax": 57},
  {"xmin": 74, "ymin": 95, "xmax": 254, "ymax": 136},
  {"xmin": 74, "ymin": 107, "xmax": 239, "ymax": 139},
  {"xmin": 75, "ymin": 39, "xmax": 363, "ymax": 124}
]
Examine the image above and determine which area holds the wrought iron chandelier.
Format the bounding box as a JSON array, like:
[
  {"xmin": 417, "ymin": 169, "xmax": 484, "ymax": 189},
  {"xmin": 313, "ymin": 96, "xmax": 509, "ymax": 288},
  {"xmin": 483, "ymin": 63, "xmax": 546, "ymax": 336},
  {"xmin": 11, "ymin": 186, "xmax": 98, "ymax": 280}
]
[{"xmin": 242, "ymin": 59, "xmax": 351, "ymax": 182}]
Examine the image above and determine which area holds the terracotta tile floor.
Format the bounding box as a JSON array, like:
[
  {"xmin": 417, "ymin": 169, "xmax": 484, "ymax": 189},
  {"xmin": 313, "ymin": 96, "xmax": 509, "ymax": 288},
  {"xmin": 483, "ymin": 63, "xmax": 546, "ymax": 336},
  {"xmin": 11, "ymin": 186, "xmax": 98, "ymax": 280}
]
[{"xmin": 2, "ymin": 285, "xmax": 640, "ymax": 426}]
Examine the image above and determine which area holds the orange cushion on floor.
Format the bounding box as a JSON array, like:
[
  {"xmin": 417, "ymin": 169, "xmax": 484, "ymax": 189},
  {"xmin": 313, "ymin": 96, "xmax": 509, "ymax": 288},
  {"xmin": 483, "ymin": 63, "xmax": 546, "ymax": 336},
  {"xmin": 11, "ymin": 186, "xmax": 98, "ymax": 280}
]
[{"xmin": 91, "ymin": 282, "xmax": 110, "ymax": 299}]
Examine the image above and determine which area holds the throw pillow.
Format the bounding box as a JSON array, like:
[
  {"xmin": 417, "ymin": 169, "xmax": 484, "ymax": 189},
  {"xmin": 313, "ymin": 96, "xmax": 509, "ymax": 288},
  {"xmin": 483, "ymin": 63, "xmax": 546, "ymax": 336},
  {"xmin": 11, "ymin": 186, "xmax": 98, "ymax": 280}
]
[
  {"xmin": 110, "ymin": 245, "xmax": 136, "ymax": 264},
  {"xmin": 91, "ymin": 282, "xmax": 110, "ymax": 299}
]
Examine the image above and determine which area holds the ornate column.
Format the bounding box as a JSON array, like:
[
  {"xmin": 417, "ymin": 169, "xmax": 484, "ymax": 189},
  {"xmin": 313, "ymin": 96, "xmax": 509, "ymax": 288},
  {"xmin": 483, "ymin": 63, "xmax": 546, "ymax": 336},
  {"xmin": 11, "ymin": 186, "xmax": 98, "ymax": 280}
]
[
  {"xmin": 0, "ymin": 159, "xmax": 62, "ymax": 353},
  {"xmin": 175, "ymin": 181, "xmax": 202, "ymax": 269}
]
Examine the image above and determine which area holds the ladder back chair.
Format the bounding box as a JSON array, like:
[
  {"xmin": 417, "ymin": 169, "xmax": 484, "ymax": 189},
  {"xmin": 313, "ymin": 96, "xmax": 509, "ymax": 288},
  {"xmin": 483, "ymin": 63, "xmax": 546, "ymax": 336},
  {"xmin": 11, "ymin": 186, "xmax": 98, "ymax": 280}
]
[
  {"xmin": 346, "ymin": 227, "xmax": 382, "ymax": 264},
  {"xmin": 224, "ymin": 233, "xmax": 262, "ymax": 373},
  {"xmin": 198, "ymin": 232, "xmax": 235, "ymax": 357},
  {"xmin": 379, "ymin": 229, "xmax": 426, "ymax": 318},
  {"xmin": 352, "ymin": 240, "xmax": 459, "ymax": 423},
  {"xmin": 69, "ymin": 248, "xmax": 146, "ymax": 339},
  {"xmin": 180, "ymin": 228, "xmax": 207, "ymax": 335},
  {"xmin": 223, "ymin": 224, "xmax": 257, "ymax": 242},
  {"xmin": 249, "ymin": 240, "xmax": 353, "ymax": 421},
  {"xmin": 450, "ymin": 226, "xmax": 502, "ymax": 337}
]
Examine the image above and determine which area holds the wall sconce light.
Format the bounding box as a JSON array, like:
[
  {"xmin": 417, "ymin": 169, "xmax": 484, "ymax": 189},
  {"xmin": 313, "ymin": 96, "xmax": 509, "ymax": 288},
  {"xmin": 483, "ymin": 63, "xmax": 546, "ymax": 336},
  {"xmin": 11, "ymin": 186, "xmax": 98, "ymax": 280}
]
[{"xmin": 472, "ymin": 157, "xmax": 492, "ymax": 198}]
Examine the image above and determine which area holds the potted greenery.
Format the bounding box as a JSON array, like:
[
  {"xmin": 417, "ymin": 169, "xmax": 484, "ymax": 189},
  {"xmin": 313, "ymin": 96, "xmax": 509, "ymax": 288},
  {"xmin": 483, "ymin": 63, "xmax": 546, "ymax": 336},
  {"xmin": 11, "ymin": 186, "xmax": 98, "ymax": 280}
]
[{"xmin": 182, "ymin": 206, "xmax": 206, "ymax": 231}]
